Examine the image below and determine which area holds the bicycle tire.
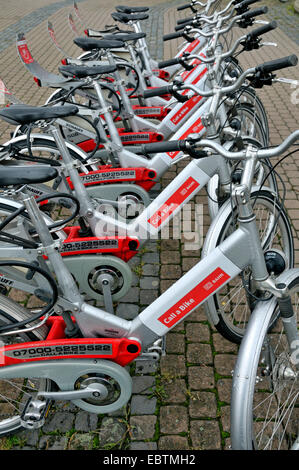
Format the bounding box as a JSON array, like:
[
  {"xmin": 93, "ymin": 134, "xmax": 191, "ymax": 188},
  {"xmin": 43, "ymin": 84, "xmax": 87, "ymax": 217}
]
[
  {"xmin": 231, "ymin": 269, "xmax": 299, "ymax": 449},
  {"xmin": 0, "ymin": 295, "xmax": 52, "ymax": 436},
  {"xmin": 203, "ymin": 189, "xmax": 294, "ymax": 343}
]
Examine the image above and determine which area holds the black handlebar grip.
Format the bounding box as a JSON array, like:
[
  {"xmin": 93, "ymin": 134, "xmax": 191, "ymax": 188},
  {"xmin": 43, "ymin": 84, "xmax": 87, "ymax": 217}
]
[
  {"xmin": 177, "ymin": 3, "xmax": 193, "ymax": 11},
  {"xmin": 142, "ymin": 140, "xmax": 186, "ymax": 154},
  {"xmin": 177, "ymin": 15, "xmax": 195, "ymax": 24},
  {"xmin": 248, "ymin": 21, "xmax": 277, "ymax": 40},
  {"xmin": 163, "ymin": 31, "xmax": 185, "ymax": 41},
  {"xmin": 241, "ymin": 6, "xmax": 268, "ymax": 20},
  {"xmin": 175, "ymin": 20, "xmax": 194, "ymax": 31},
  {"xmin": 143, "ymin": 86, "xmax": 173, "ymax": 98},
  {"xmin": 158, "ymin": 58, "xmax": 181, "ymax": 68},
  {"xmin": 256, "ymin": 54, "xmax": 298, "ymax": 74}
]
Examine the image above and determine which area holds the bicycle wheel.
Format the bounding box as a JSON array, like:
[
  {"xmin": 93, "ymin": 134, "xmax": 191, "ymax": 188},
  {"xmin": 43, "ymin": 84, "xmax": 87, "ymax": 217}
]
[
  {"xmin": 229, "ymin": 103, "xmax": 268, "ymax": 146},
  {"xmin": 0, "ymin": 295, "xmax": 52, "ymax": 436},
  {"xmin": 203, "ymin": 189, "xmax": 294, "ymax": 343},
  {"xmin": 207, "ymin": 137, "xmax": 278, "ymax": 221},
  {"xmin": 8, "ymin": 135, "xmax": 89, "ymax": 165},
  {"xmin": 235, "ymin": 87, "xmax": 269, "ymax": 144},
  {"xmin": 231, "ymin": 270, "xmax": 299, "ymax": 449}
]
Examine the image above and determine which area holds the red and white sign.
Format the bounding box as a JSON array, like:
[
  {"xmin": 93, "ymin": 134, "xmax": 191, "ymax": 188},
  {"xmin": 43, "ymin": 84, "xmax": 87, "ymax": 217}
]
[
  {"xmin": 170, "ymin": 95, "xmax": 202, "ymax": 125},
  {"xmin": 147, "ymin": 177, "xmax": 199, "ymax": 228},
  {"xmin": 158, "ymin": 267, "xmax": 230, "ymax": 328},
  {"xmin": 17, "ymin": 41, "xmax": 34, "ymax": 64},
  {"xmin": 167, "ymin": 117, "xmax": 204, "ymax": 160},
  {"xmin": 180, "ymin": 38, "xmax": 200, "ymax": 56},
  {"xmin": 181, "ymin": 67, "xmax": 208, "ymax": 96}
]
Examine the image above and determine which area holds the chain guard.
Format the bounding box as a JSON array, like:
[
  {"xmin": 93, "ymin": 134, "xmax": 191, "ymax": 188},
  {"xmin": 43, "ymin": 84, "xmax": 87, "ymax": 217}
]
[
  {"xmin": 63, "ymin": 254, "xmax": 132, "ymax": 302},
  {"xmin": 0, "ymin": 358, "xmax": 132, "ymax": 414}
]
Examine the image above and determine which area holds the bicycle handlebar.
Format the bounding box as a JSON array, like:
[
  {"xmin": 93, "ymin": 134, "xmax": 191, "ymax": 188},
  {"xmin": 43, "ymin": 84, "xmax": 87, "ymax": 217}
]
[
  {"xmin": 256, "ymin": 54, "xmax": 298, "ymax": 74},
  {"xmin": 241, "ymin": 5, "xmax": 268, "ymax": 20},
  {"xmin": 141, "ymin": 130, "xmax": 299, "ymax": 161},
  {"xmin": 177, "ymin": 2, "xmax": 197, "ymax": 11},
  {"xmin": 141, "ymin": 140, "xmax": 186, "ymax": 154},
  {"xmin": 247, "ymin": 21, "xmax": 277, "ymax": 40},
  {"xmin": 143, "ymin": 86, "xmax": 173, "ymax": 98},
  {"xmin": 197, "ymin": 130, "xmax": 299, "ymax": 160}
]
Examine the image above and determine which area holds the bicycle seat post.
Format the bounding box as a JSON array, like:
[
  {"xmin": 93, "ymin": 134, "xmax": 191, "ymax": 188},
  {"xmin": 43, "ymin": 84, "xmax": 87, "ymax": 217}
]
[{"xmin": 105, "ymin": 48, "xmax": 138, "ymax": 132}]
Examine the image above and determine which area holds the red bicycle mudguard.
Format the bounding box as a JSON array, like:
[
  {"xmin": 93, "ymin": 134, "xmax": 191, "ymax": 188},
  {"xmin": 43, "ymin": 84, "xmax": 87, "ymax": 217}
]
[{"xmin": 0, "ymin": 317, "xmax": 141, "ymax": 367}]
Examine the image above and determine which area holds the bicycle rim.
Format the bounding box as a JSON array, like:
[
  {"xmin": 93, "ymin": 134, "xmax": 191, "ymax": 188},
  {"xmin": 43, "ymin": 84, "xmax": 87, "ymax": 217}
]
[{"xmin": 0, "ymin": 295, "xmax": 51, "ymax": 436}]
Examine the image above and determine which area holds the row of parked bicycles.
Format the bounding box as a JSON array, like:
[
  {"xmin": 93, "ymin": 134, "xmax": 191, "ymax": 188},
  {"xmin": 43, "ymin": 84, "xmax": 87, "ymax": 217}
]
[{"xmin": 0, "ymin": 0, "xmax": 297, "ymax": 450}]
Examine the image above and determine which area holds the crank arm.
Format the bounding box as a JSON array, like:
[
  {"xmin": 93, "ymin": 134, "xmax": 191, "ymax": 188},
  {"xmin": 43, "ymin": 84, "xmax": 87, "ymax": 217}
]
[{"xmin": 38, "ymin": 383, "xmax": 107, "ymax": 401}]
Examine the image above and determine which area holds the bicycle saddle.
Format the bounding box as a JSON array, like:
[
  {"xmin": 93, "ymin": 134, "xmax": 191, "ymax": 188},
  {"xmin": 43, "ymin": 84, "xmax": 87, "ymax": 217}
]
[
  {"xmin": 103, "ymin": 32, "xmax": 146, "ymax": 42},
  {"xmin": 59, "ymin": 64, "xmax": 117, "ymax": 79},
  {"xmin": 0, "ymin": 104, "xmax": 79, "ymax": 126},
  {"xmin": 111, "ymin": 12, "xmax": 149, "ymax": 24},
  {"xmin": 116, "ymin": 6, "xmax": 149, "ymax": 14},
  {"xmin": 73, "ymin": 37, "xmax": 124, "ymax": 51},
  {"xmin": 0, "ymin": 165, "xmax": 58, "ymax": 187}
]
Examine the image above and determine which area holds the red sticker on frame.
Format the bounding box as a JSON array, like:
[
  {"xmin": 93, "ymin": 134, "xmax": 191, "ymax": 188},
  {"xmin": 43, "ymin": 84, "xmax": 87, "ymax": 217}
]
[
  {"xmin": 158, "ymin": 267, "xmax": 230, "ymax": 328},
  {"xmin": 147, "ymin": 176, "xmax": 200, "ymax": 228}
]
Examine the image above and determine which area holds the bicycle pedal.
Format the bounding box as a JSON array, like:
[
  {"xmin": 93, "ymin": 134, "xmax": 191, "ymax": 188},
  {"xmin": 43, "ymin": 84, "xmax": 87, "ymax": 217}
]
[
  {"xmin": 135, "ymin": 337, "xmax": 166, "ymax": 365},
  {"xmin": 20, "ymin": 397, "xmax": 51, "ymax": 430}
]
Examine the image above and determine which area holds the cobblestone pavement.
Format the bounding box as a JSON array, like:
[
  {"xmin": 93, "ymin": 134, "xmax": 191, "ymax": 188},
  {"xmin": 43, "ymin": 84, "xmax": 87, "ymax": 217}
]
[{"xmin": 0, "ymin": 0, "xmax": 298, "ymax": 451}]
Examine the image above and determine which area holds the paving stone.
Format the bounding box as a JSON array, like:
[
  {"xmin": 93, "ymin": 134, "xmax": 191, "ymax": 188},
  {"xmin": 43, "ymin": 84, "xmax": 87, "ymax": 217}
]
[
  {"xmin": 42, "ymin": 411, "xmax": 74, "ymax": 433},
  {"xmin": 132, "ymin": 376, "xmax": 156, "ymax": 394},
  {"xmin": 130, "ymin": 395, "xmax": 157, "ymax": 415},
  {"xmin": 47, "ymin": 437, "xmax": 69, "ymax": 451},
  {"xmin": 182, "ymin": 257, "xmax": 199, "ymax": 272},
  {"xmin": 130, "ymin": 415, "xmax": 157, "ymax": 440},
  {"xmin": 130, "ymin": 441, "xmax": 158, "ymax": 450},
  {"xmin": 74, "ymin": 411, "xmax": 98, "ymax": 432},
  {"xmin": 97, "ymin": 417, "xmax": 127, "ymax": 446},
  {"xmin": 160, "ymin": 279, "xmax": 176, "ymax": 293},
  {"xmin": 186, "ymin": 322, "xmax": 210, "ymax": 343},
  {"xmin": 213, "ymin": 333, "xmax": 238, "ymax": 354},
  {"xmin": 68, "ymin": 433, "xmax": 94, "ymax": 450},
  {"xmin": 165, "ymin": 333, "xmax": 185, "ymax": 354},
  {"xmin": 160, "ymin": 406, "xmax": 188, "ymax": 434},
  {"xmin": 117, "ymin": 287, "xmax": 140, "ymax": 303},
  {"xmin": 161, "ymin": 251, "xmax": 181, "ymax": 264},
  {"xmin": 161, "ymin": 378, "xmax": 187, "ymax": 403},
  {"xmin": 217, "ymin": 378, "xmax": 233, "ymax": 404},
  {"xmin": 219, "ymin": 405, "xmax": 231, "ymax": 433},
  {"xmin": 140, "ymin": 289, "xmax": 159, "ymax": 305},
  {"xmin": 190, "ymin": 420, "xmax": 222, "ymax": 450},
  {"xmin": 160, "ymin": 355, "xmax": 186, "ymax": 377},
  {"xmin": 140, "ymin": 276, "xmax": 160, "ymax": 289},
  {"xmin": 160, "ymin": 239, "xmax": 180, "ymax": 251},
  {"xmin": 135, "ymin": 359, "xmax": 159, "ymax": 375},
  {"xmin": 188, "ymin": 366, "xmax": 215, "ymax": 390},
  {"xmin": 214, "ymin": 354, "xmax": 237, "ymax": 377},
  {"xmin": 187, "ymin": 343, "xmax": 213, "ymax": 365},
  {"xmin": 189, "ymin": 391, "xmax": 217, "ymax": 418},
  {"xmin": 186, "ymin": 306, "xmax": 208, "ymax": 322},
  {"xmin": 160, "ymin": 264, "xmax": 182, "ymax": 279},
  {"xmin": 142, "ymin": 263, "xmax": 160, "ymax": 276},
  {"xmin": 19, "ymin": 429, "xmax": 39, "ymax": 447},
  {"xmin": 142, "ymin": 252, "xmax": 160, "ymax": 263},
  {"xmin": 158, "ymin": 435, "xmax": 189, "ymax": 450}
]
